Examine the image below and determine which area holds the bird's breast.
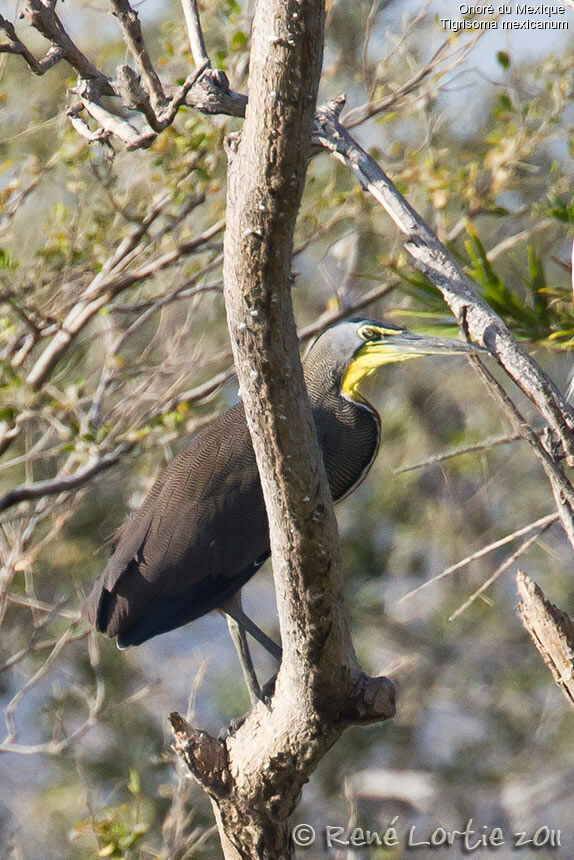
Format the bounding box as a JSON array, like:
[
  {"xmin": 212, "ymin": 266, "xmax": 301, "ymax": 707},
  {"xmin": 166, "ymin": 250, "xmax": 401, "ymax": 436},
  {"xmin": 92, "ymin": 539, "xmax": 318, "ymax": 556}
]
[{"xmin": 314, "ymin": 395, "xmax": 381, "ymax": 502}]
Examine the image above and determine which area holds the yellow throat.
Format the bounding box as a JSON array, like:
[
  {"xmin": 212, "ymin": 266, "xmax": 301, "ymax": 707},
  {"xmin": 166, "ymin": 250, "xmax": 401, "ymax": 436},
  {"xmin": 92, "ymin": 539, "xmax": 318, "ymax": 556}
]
[{"xmin": 341, "ymin": 341, "xmax": 423, "ymax": 401}]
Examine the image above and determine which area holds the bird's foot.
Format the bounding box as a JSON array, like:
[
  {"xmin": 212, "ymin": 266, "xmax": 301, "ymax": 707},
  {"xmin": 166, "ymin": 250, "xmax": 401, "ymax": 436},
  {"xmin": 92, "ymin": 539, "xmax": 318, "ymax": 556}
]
[
  {"xmin": 218, "ymin": 713, "xmax": 248, "ymax": 739},
  {"xmin": 260, "ymin": 672, "xmax": 277, "ymax": 703},
  {"xmin": 217, "ymin": 673, "xmax": 278, "ymax": 740}
]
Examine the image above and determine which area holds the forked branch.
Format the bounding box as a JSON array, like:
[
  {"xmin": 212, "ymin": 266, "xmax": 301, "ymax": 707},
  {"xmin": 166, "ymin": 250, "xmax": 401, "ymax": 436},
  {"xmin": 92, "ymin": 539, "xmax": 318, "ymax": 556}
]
[{"xmin": 168, "ymin": 0, "xmax": 396, "ymax": 855}]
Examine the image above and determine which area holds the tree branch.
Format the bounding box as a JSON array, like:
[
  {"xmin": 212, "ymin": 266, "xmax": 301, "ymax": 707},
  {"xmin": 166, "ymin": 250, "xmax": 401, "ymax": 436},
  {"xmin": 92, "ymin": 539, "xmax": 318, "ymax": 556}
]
[
  {"xmin": 170, "ymin": 1, "xmax": 395, "ymax": 856},
  {"xmin": 110, "ymin": 0, "xmax": 167, "ymax": 114},
  {"xmin": 20, "ymin": 0, "xmax": 114, "ymax": 96},
  {"xmin": 313, "ymin": 97, "xmax": 574, "ymax": 464},
  {"xmin": 0, "ymin": 14, "xmax": 62, "ymax": 74},
  {"xmin": 516, "ymin": 570, "xmax": 574, "ymax": 709},
  {"xmin": 0, "ymin": 444, "xmax": 133, "ymax": 515},
  {"xmin": 180, "ymin": 0, "xmax": 211, "ymax": 68}
]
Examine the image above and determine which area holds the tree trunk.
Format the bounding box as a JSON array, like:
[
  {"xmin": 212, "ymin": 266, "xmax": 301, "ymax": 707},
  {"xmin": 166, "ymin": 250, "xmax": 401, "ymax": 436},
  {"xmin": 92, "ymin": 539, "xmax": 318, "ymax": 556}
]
[{"xmin": 169, "ymin": 0, "xmax": 395, "ymax": 856}]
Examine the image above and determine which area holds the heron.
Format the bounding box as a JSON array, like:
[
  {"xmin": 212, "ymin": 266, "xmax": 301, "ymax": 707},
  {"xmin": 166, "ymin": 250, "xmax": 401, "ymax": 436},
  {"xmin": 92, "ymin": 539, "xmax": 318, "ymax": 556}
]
[{"xmin": 84, "ymin": 318, "xmax": 480, "ymax": 700}]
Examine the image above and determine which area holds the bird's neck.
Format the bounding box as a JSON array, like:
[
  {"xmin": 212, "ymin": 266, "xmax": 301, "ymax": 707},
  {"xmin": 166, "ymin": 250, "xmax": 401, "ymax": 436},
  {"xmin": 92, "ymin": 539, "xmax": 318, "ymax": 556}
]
[
  {"xmin": 303, "ymin": 347, "xmax": 376, "ymax": 415},
  {"xmin": 303, "ymin": 352, "xmax": 381, "ymax": 502}
]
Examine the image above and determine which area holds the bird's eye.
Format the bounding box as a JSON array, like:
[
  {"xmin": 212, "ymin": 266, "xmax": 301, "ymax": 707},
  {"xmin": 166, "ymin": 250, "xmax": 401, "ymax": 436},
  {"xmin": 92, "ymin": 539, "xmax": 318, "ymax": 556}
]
[{"xmin": 359, "ymin": 325, "xmax": 381, "ymax": 341}]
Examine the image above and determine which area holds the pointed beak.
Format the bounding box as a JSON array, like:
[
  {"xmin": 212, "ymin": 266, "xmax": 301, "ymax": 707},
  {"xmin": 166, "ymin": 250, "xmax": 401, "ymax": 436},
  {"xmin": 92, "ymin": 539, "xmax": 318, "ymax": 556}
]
[
  {"xmin": 380, "ymin": 330, "xmax": 485, "ymax": 357},
  {"xmin": 343, "ymin": 327, "xmax": 485, "ymax": 398}
]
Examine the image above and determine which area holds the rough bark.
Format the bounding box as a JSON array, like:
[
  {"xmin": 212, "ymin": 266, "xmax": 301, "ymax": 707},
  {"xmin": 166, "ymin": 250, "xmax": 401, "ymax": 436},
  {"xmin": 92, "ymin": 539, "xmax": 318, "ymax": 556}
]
[
  {"xmin": 169, "ymin": 1, "xmax": 395, "ymax": 857},
  {"xmin": 516, "ymin": 570, "xmax": 574, "ymax": 709}
]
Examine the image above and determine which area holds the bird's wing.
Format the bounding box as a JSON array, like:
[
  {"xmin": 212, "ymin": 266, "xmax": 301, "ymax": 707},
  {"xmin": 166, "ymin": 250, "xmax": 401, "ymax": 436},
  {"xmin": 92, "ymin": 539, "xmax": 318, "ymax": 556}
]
[{"xmin": 83, "ymin": 401, "xmax": 269, "ymax": 637}]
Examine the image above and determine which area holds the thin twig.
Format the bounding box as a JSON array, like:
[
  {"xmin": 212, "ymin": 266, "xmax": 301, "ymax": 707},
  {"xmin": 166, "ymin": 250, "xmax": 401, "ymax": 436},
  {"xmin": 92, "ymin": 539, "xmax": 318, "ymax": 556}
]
[
  {"xmin": 0, "ymin": 629, "xmax": 88, "ymax": 674},
  {"xmin": 7, "ymin": 593, "xmax": 82, "ymax": 621},
  {"xmin": 345, "ymin": 40, "xmax": 451, "ymax": 128},
  {"xmin": 110, "ymin": 0, "xmax": 167, "ymax": 113},
  {"xmin": 449, "ymin": 524, "xmax": 554, "ymax": 621},
  {"xmin": 180, "ymin": 0, "xmax": 210, "ymax": 67},
  {"xmin": 467, "ymin": 352, "xmax": 574, "ymax": 548},
  {"xmin": 0, "ymin": 628, "xmax": 105, "ymax": 755},
  {"xmin": 487, "ymin": 220, "xmax": 555, "ymax": 262},
  {"xmin": 3, "ymin": 624, "xmax": 78, "ymax": 746},
  {"xmin": 25, "ymin": 217, "xmax": 223, "ymax": 391},
  {"xmin": 0, "ymin": 446, "xmax": 133, "ymax": 514},
  {"xmin": 397, "ymin": 512, "xmax": 559, "ymax": 605},
  {"xmin": 394, "ymin": 432, "xmax": 523, "ymax": 474}
]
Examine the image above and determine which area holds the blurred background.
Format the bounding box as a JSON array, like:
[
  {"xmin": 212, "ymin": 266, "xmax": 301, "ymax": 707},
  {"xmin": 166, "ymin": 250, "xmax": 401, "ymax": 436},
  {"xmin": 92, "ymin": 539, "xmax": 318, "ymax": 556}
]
[{"xmin": 0, "ymin": 0, "xmax": 574, "ymax": 857}]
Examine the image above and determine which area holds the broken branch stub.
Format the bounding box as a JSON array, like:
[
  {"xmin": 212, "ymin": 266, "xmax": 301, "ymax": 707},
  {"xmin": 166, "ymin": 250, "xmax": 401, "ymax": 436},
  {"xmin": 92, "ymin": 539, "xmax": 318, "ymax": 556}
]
[{"xmin": 516, "ymin": 569, "xmax": 574, "ymax": 709}]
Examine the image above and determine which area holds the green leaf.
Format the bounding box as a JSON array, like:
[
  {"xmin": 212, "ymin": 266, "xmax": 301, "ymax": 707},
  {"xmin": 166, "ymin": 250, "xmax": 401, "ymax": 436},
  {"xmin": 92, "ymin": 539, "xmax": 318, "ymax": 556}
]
[
  {"xmin": 495, "ymin": 93, "xmax": 513, "ymax": 114},
  {"xmin": 545, "ymin": 192, "xmax": 574, "ymax": 224},
  {"xmin": 463, "ymin": 221, "xmax": 541, "ymax": 334},
  {"xmin": 221, "ymin": 0, "xmax": 241, "ymax": 14},
  {"xmin": 527, "ymin": 244, "xmax": 546, "ymax": 294},
  {"xmin": 0, "ymin": 248, "xmax": 17, "ymax": 269},
  {"xmin": 525, "ymin": 245, "xmax": 550, "ymax": 327},
  {"xmin": 127, "ymin": 768, "xmax": 140, "ymax": 795},
  {"xmin": 230, "ymin": 29, "xmax": 248, "ymax": 51}
]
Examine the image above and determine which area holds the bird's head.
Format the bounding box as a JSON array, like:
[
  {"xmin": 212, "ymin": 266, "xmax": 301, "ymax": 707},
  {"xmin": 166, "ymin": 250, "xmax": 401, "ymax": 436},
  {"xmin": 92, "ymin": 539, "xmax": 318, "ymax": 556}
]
[{"xmin": 307, "ymin": 318, "xmax": 484, "ymax": 401}]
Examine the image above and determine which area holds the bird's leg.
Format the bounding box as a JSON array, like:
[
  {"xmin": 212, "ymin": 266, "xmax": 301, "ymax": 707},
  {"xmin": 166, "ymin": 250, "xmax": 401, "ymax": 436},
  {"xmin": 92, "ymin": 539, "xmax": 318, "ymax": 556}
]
[
  {"xmin": 225, "ymin": 611, "xmax": 262, "ymax": 705},
  {"xmin": 221, "ymin": 593, "xmax": 282, "ymax": 662},
  {"xmin": 219, "ymin": 592, "xmax": 282, "ymax": 704}
]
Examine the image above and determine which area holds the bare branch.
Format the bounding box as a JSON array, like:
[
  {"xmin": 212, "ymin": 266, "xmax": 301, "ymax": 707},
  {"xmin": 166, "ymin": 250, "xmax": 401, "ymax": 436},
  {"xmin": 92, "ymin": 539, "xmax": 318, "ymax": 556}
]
[
  {"xmin": 2, "ymin": 624, "xmax": 79, "ymax": 747},
  {"xmin": 516, "ymin": 570, "xmax": 574, "ymax": 709},
  {"xmin": 345, "ymin": 40, "xmax": 451, "ymax": 128},
  {"xmin": 394, "ymin": 431, "xmax": 524, "ymax": 474},
  {"xmin": 3, "ymin": 1, "xmax": 221, "ymax": 152},
  {"xmin": 21, "ymin": 0, "xmax": 113, "ymax": 96},
  {"xmin": 0, "ymin": 630, "xmax": 104, "ymax": 756},
  {"xmin": 0, "ymin": 445, "xmax": 133, "ymax": 515},
  {"xmin": 398, "ymin": 512, "xmax": 559, "ymax": 605},
  {"xmin": 467, "ymin": 353, "xmax": 574, "ymax": 548},
  {"xmin": 6, "ymin": 594, "xmax": 81, "ymax": 622},
  {"xmin": 180, "ymin": 0, "xmax": 211, "ymax": 68},
  {"xmin": 449, "ymin": 524, "xmax": 554, "ymax": 621},
  {"xmin": 314, "ymin": 98, "xmax": 574, "ymax": 464},
  {"xmin": 79, "ymin": 93, "xmax": 154, "ymax": 149},
  {"xmin": 25, "ymin": 217, "xmax": 223, "ymax": 390},
  {"xmin": 487, "ymin": 220, "xmax": 555, "ymax": 262},
  {"xmin": 110, "ymin": 0, "xmax": 167, "ymax": 113},
  {"xmin": 0, "ymin": 628, "xmax": 88, "ymax": 674},
  {"xmin": 66, "ymin": 103, "xmax": 112, "ymax": 145},
  {"xmin": 0, "ymin": 14, "xmax": 62, "ymax": 74}
]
